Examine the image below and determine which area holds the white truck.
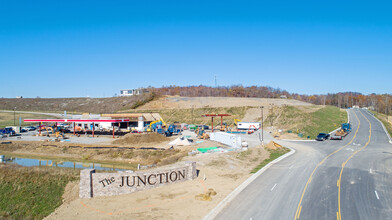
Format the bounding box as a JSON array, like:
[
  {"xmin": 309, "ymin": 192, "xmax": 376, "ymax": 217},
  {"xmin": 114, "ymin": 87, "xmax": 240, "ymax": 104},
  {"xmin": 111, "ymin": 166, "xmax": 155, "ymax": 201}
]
[{"xmin": 237, "ymin": 122, "xmax": 261, "ymax": 130}]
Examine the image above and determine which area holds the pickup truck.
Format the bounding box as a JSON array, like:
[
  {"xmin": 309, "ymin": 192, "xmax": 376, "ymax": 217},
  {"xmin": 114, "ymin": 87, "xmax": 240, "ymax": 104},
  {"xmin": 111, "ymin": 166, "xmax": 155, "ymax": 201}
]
[{"xmin": 0, "ymin": 127, "xmax": 16, "ymax": 137}]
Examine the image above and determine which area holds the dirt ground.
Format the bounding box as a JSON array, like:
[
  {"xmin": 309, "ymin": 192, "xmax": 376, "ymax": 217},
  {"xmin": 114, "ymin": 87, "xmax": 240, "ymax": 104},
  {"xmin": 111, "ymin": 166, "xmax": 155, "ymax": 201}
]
[
  {"xmin": 45, "ymin": 146, "xmax": 269, "ymax": 220},
  {"xmin": 138, "ymin": 96, "xmax": 312, "ymax": 110}
]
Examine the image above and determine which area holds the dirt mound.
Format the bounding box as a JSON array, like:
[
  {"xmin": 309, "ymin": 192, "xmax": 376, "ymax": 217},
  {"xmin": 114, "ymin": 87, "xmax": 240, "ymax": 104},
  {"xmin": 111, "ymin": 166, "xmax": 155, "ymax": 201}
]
[
  {"xmin": 264, "ymin": 141, "xmax": 282, "ymax": 150},
  {"xmin": 113, "ymin": 133, "xmax": 167, "ymax": 145}
]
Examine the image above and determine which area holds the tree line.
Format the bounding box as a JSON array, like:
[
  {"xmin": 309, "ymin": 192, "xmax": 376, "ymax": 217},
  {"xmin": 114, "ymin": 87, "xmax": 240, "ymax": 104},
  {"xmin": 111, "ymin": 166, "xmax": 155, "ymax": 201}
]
[{"xmin": 146, "ymin": 85, "xmax": 391, "ymax": 115}]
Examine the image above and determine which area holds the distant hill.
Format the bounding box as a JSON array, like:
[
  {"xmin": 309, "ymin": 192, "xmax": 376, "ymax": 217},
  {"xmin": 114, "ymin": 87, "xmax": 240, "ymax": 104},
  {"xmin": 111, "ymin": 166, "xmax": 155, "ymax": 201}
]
[{"xmin": 0, "ymin": 94, "xmax": 154, "ymax": 113}]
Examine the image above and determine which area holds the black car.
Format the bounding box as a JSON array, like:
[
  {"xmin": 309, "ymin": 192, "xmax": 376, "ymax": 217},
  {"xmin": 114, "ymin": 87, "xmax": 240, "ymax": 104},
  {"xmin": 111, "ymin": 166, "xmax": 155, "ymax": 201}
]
[
  {"xmin": 316, "ymin": 133, "xmax": 330, "ymax": 141},
  {"xmin": 198, "ymin": 125, "xmax": 209, "ymax": 130}
]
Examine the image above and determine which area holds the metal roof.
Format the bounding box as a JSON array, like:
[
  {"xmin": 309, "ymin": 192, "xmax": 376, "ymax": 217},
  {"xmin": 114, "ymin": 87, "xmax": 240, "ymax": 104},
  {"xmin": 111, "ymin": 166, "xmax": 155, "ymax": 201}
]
[{"xmin": 24, "ymin": 119, "xmax": 129, "ymax": 123}]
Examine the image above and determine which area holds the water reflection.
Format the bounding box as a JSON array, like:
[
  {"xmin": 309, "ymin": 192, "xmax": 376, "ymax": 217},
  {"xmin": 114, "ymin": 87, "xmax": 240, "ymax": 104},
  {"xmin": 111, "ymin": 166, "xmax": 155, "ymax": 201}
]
[{"xmin": 0, "ymin": 155, "xmax": 128, "ymax": 171}]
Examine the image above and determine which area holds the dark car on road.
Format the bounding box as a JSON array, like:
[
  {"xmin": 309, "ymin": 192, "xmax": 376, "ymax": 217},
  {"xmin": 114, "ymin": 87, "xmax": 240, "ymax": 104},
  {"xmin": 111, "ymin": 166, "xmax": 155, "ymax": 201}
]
[{"xmin": 316, "ymin": 133, "xmax": 330, "ymax": 141}]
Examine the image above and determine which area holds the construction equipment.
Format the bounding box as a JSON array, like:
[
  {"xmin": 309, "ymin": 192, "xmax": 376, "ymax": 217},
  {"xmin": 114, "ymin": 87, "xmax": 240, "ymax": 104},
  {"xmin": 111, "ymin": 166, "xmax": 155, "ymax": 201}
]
[
  {"xmin": 195, "ymin": 127, "xmax": 209, "ymax": 139},
  {"xmin": 336, "ymin": 129, "xmax": 348, "ymax": 137},
  {"xmin": 237, "ymin": 122, "xmax": 261, "ymax": 130},
  {"xmin": 39, "ymin": 126, "xmax": 54, "ymax": 136},
  {"xmin": 234, "ymin": 119, "xmax": 241, "ymax": 126},
  {"xmin": 219, "ymin": 122, "xmax": 228, "ymax": 132},
  {"xmin": 147, "ymin": 119, "xmax": 167, "ymax": 132},
  {"xmin": 341, "ymin": 123, "xmax": 352, "ymax": 132},
  {"xmin": 188, "ymin": 124, "xmax": 197, "ymax": 131},
  {"xmin": 164, "ymin": 124, "xmax": 182, "ymax": 137}
]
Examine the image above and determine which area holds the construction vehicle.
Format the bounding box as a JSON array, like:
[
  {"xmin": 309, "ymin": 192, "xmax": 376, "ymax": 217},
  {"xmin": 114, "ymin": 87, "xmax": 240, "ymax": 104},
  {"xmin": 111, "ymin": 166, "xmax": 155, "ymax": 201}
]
[
  {"xmin": 341, "ymin": 123, "xmax": 351, "ymax": 132},
  {"xmin": 234, "ymin": 119, "xmax": 241, "ymax": 126},
  {"xmin": 147, "ymin": 119, "xmax": 167, "ymax": 132},
  {"xmin": 237, "ymin": 122, "xmax": 261, "ymax": 130},
  {"xmin": 195, "ymin": 127, "xmax": 209, "ymax": 139},
  {"xmin": 331, "ymin": 128, "xmax": 348, "ymax": 140},
  {"xmin": 219, "ymin": 122, "xmax": 228, "ymax": 132},
  {"xmin": 164, "ymin": 124, "xmax": 182, "ymax": 137},
  {"xmin": 188, "ymin": 124, "xmax": 197, "ymax": 131}
]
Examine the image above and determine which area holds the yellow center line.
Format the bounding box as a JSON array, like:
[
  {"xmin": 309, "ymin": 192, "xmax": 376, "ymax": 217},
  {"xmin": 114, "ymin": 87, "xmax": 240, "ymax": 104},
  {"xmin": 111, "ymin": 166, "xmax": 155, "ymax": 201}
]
[
  {"xmin": 337, "ymin": 110, "xmax": 372, "ymax": 220},
  {"xmin": 294, "ymin": 110, "xmax": 361, "ymax": 220}
]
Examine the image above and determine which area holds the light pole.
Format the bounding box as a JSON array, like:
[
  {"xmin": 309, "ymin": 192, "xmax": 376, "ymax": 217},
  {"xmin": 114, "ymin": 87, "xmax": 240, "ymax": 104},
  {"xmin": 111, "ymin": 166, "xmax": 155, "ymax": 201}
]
[
  {"xmin": 261, "ymin": 106, "xmax": 264, "ymax": 146},
  {"xmin": 13, "ymin": 107, "xmax": 16, "ymax": 126},
  {"xmin": 192, "ymin": 105, "xmax": 194, "ymax": 124}
]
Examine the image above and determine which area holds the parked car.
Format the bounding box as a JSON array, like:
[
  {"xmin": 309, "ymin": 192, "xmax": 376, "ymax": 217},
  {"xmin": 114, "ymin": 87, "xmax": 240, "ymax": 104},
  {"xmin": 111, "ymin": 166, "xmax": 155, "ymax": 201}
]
[
  {"xmin": 24, "ymin": 126, "xmax": 37, "ymax": 131},
  {"xmin": 198, "ymin": 125, "xmax": 209, "ymax": 130},
  {"xmin": 316, "ymin": 133, "xmax": 330, "ymax": 141}
]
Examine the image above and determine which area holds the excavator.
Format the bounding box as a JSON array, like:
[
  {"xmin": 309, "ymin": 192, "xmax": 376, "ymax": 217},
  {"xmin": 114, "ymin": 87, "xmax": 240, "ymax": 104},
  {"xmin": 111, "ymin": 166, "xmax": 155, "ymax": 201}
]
[
  {"xmin": 39, "ymin": 126, "xmax": 66, "ymax": 138},
  {"xmin": 147, "ymin": 118, "xmax": 167, "ymax": 133}
]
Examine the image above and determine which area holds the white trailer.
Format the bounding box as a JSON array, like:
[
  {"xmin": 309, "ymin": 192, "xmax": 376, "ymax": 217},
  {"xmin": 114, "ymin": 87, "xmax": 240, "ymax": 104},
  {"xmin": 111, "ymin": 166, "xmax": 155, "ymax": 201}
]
[{"xmin": 237, "ymin": 122, "xmax": 261, "ymax": 130}]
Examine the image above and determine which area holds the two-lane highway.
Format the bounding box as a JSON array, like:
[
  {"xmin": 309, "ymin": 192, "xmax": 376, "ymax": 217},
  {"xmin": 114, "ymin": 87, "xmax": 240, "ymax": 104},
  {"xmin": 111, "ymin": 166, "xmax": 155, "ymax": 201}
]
[{"xmin": 212, "ymin": 109, "xmax": 392, "ymax": 220}]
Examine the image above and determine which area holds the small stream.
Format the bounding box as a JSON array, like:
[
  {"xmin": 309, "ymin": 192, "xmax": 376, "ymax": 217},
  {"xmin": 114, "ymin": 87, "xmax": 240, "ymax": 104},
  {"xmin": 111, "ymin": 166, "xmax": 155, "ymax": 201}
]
[{"xmin": 0, "ymin": 155, "xmax": 130, "ymax": 171}]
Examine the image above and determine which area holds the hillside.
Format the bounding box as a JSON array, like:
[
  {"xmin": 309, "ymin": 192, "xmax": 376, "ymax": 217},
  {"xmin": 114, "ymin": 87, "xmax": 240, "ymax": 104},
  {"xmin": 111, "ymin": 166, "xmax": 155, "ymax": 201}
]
[
  {"xmin": 0, "ymin": 94, "xmax": 153, "ymax": 113},
  {"xmin": 124, "ymin": 96, "xmax": 314, "ymax": 127},
  {"xmin": 135, "ymin": 96, "xmax": 312, "ymax": 110}
]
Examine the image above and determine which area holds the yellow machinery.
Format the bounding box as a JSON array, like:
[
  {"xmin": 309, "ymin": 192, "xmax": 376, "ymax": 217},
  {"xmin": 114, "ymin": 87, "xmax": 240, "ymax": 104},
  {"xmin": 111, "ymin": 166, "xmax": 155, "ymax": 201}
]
[
  {"xmin": 147, "ymin": 118, "xmax": 168, "ymax": 132},
  {"xmin": 39, "ymin": 127, "xmax": 54, "ymax": 136},
  {"xmin": 234, "ymin": 119, "xmax": 241, "ymax": 126},
  {"xmin": 219, "ymin": 122, "xmax": 228, "ymax": 132},
  {"xmin": 195, "ymin": 127, "xmax": 210, "ymax": 139}
]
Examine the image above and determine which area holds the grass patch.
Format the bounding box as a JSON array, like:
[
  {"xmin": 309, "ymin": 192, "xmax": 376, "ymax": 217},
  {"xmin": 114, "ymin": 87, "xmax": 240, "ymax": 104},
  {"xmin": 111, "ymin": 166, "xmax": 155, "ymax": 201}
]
[
  {"xmin": 250, "ymin": 147, "xmax": 290, "ymax": 173},
  {"xmin": 275, "ymin": 105, "xmax": 347, "ymax": 139},
  {"xmin": 371, "ymin": 111, "xmax": 392, "ymax": 137},
  {"xmin": 0, "ymin": 112, "xmax": 61, "ymax": 128},
  {"xmin": 303, "ymin": 106, "xmax": 347, "ymax": 139},
  {"xmin": 0, "ymin": 165, "xmax": 78, "ymax": 219}
]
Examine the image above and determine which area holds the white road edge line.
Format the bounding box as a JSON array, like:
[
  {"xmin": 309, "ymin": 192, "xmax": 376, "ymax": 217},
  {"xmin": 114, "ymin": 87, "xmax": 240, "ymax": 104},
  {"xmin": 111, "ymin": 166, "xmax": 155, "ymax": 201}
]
[
  {"xmin": 289, "ymin": 165, "xmax": 294, "ymax": 169},
  {"xmin": 203, "ymin": 146, "xmax": 296, "ymax": 220},
  {"xmin": 270, "ymin": 184, "xmax": 277, "ymax": 191},
  {"xmin": 375, "ymin": 190, "xmax": 380, "ymax": 200},
  {"xmin": 364, "ymin": 110, "xmax": 392, "ymax": 145}
]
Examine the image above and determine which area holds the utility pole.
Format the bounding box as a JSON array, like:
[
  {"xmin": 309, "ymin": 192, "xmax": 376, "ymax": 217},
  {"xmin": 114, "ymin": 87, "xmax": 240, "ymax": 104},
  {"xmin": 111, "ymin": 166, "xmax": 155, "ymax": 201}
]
[
  {"xmin": 192, "ymin": 105, "xmax": 194, "ymax": 124},
  {"xmin": 13, "ymin": 107, "xmax": 16, "ymax": 126},
  {"xmin": 386, "ymin": 96, "xmax": 389, "ymax": 121},
  {"xmin": 260, "ymin": 106, "xmax": 264, "ymax": 146}
]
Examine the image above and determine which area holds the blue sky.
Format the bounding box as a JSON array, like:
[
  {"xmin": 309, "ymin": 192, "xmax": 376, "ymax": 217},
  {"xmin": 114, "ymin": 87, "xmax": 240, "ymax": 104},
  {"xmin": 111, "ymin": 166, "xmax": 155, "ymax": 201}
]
[{"xmin": 0, "ymin": 0, "xmax": 391, "ymax": 98}]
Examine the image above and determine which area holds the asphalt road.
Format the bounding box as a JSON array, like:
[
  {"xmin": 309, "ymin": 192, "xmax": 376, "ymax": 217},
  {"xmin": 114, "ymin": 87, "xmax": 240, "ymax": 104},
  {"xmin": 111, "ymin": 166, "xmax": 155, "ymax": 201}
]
[{"xmin": 212, "ymin": 109, "xmax": 392, "ymax": 220}]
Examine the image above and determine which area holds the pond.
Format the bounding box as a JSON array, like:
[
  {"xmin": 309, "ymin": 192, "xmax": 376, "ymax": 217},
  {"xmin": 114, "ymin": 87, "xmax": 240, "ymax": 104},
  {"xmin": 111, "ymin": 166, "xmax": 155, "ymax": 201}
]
[{"xmin": 0, "ymin": 155, "xmax": 131, "ymax": 171}]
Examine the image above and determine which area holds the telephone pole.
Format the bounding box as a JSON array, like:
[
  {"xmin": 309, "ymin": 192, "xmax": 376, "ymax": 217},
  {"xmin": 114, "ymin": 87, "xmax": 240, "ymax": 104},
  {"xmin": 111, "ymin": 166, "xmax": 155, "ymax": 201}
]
[
  {"xmin": 386, "ymin": 96, "xmax": 389, "ymax": 121},
  {"xmin": 192, "ymin": 105, "xmax": 194, "ymax": 124},
  {"xmin": 260, "ymin": 106, "xmax": 264, "ymax": 146},
  {"xmin": 13, "ymin": 107, "xmax": 16, "ymax": 126}
]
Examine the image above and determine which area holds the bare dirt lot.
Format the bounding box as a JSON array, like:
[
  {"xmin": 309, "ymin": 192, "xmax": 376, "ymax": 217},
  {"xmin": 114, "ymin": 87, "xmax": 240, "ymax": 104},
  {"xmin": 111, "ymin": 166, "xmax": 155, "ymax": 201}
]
[
  {"xmin": 137, "ymin": 96, "xmax": 312, "ymax": 110},
  {"xmin": 46, "ymin": 146, "xmax": 270, "ymax": 220}
]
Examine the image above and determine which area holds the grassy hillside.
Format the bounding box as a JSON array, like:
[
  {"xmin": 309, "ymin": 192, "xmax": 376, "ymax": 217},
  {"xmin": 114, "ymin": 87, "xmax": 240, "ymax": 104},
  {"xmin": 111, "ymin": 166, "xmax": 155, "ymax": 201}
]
[
  {"xmin": 0, "ymin": 94, "xmax": 154, "ymax": 114},
  {"xmin": 371, "ymin": 111, "xmax": 392, "ymax": 137},
  {"xmin": 0, "ymin": 166, "xmax": 78, "ymax": 219},
  {"xmin": 270, "ymin": 105, "xmax": 347, "ymax": 139},
  {"xmin": 126, "ymin": 106, "xmax": 250, "ymax": 126},
  {"xmin": 0, "ymin": 112, "xmax": 61, "ymax": 128}
]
